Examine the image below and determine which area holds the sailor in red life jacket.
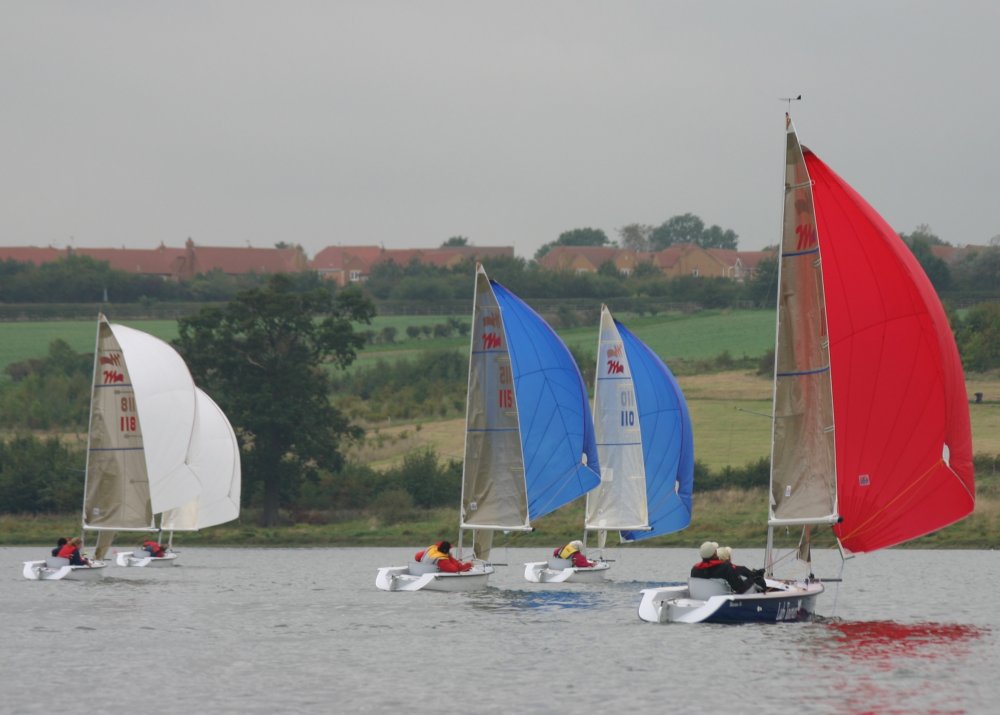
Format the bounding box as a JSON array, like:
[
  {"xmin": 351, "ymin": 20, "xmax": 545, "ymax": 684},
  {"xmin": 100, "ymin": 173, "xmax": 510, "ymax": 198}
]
[
  {"xmin": 416, "ymin": 541, "xmax": 472, "ymax": 573},
  {"xmin": 553, "ymin": 540, "xmax": 595, "ymax": 568},
  {"xmin": 57, "ymin": 537, "xmax": 92, "ymax": 566},
  {"xmin": 142, "ymin": 541, "xmax": 166, "ymax": 557},
  {"xmin": 690, "ymin": 541, "xmax": 760, "ymax": 593}
]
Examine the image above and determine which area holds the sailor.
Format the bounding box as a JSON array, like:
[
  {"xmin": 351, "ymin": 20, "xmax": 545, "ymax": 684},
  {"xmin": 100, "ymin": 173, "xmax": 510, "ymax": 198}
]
[
  {"xmin": 51, "ymin": 537, "xmax": 67, "ymax": 557},
  {"xmin": 553, "ymin": 540, "xmax": 596, "ymax": 568},
  {"xmin": 690, "ymin": 541, "xmax": 759, "ymax": 594},
  {"xmin": 142, "ymin": 541, "xmax": 166, "ymax": 557},
  {"xmin": 417, "ymin": 541, "xmax": 472, "ymax": 573},
  {"xmin": 717, "ymin": 546, "xmax": 767, "ymax": 591},
  {"xmin": 57, "ymin": 537, "xmax": 92, "ymax": 566}
]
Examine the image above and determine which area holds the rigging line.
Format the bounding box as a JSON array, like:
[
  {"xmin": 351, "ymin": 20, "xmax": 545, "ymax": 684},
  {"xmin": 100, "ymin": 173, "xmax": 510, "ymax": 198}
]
[
  {"xmin": 829, "ymin": 555, "xmax": 846, "ymax": 619},
  {"xmin": 734, "ymin": 406, "xmax": 773, "ymax": 419},
  {"xmin": 836, "ymin": 459, "xmax": 943, "ymax": 543}
]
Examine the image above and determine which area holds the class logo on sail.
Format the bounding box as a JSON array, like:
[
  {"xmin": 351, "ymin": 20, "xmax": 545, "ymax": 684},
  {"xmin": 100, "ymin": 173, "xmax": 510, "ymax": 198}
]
[
  {"xmin": 606, "ymin": 343, "xmax": 625, "ymax": 374},
  {"xmin": 481, "ymin": 310, "xmax": 502, "ymax": 350}
]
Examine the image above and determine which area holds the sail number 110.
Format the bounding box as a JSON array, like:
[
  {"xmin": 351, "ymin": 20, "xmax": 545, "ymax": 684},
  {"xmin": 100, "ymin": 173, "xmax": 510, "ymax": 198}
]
[{"xmin": 620, "ymin": 389, "xmax": 635, "ymax": 426}]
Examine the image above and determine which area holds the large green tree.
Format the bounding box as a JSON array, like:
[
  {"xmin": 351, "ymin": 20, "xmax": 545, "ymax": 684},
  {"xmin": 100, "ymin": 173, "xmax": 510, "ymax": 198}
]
[{"xmin": 175, "ymin": 275, "xmax": 375, "ymax": 526}]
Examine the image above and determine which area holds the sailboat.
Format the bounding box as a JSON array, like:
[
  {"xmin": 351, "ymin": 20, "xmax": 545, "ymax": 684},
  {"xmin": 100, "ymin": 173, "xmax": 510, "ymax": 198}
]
[
  {"xmin": 376, "ymin": 264, "xmax": 602, "ymax": 591},
  {"xmin": 24, "ymin": 314, "xmax": 203, "ymax": 580},
  {"xmin": 639, "ymin": 115, "xmax": 975, "ymax": 623},
  {"xmin": 116, "ymin": 387, "xmax": 241, "ymax": 567},
  {"xmin": 525, "ymin": 305, "xmax": 694, "ymax": 583}
]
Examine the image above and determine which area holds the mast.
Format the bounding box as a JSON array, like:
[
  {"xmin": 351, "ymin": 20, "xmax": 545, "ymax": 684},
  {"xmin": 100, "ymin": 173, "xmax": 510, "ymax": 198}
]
[
  {"xmin": 457, "ymin": 266, "xmax": 481, "ymax": 559},
  {"xmin": 79, "ymin": 313, "xmax": 104, "ymax": 551},
  {"xmin": 766, "ymin": 113, "xmax": 839, "ymax": 573}
]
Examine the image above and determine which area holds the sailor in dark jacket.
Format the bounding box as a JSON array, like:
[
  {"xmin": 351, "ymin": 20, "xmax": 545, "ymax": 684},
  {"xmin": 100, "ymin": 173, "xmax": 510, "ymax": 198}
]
[
  {"xmin": 717, "ymin": 546, "xmax": 767, "ymax": 591},
  {"xmin": 689, "ymin": 541, "xmax": 761, "ymax": 594}
]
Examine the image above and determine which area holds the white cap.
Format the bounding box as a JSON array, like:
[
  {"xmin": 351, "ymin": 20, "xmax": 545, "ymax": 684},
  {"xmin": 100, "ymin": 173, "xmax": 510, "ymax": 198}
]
[{"xmin": 699, "ymin": 541, "xmax": 719, "ymax": 559}]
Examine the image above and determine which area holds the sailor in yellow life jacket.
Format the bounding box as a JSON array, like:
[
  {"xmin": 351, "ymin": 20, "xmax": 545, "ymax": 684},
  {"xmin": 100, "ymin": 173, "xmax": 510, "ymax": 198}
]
[
  {"xmin": 552, "ymin": 539, "xmax": 596, "ymax": 568},
  {"xmin": 416, "ymin": 540, "xmax": 472, "ymax": 573}
]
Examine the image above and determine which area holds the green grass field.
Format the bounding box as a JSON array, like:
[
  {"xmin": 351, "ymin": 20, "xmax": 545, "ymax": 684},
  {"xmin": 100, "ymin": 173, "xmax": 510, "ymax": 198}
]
[
  {"xmin": 0, "ymin": 310, "xmax": 776, "ymax": 374},
  {"xmin": 5, "ymin": 312, "xmax": 997, "ymax": 463}
]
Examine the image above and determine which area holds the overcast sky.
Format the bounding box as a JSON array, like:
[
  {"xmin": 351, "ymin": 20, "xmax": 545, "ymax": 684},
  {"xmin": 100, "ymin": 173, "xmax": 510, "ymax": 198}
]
[{"xmin": 2, "ymin": 1, "xmax": 998, "ymax": 259}]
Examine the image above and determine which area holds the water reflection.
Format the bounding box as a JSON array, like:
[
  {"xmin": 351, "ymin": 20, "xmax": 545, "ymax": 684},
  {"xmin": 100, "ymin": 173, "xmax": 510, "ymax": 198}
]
[
  {"xmin": 824, "ymin": 619, "xmax": 986, "ymax": 665},
  {"xmin": 466, "ymin": 587, "xmax": 606, "ymax": 612},
  {"xmin": 810, "ymin": 619, "xmax": 988, "ymax": 715}
]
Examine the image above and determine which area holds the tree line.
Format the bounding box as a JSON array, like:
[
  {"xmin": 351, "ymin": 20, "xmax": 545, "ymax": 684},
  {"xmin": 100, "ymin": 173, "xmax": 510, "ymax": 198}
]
[{"xmin": 4, "ymin": 220, "xmax": 998, "ymax": 309}]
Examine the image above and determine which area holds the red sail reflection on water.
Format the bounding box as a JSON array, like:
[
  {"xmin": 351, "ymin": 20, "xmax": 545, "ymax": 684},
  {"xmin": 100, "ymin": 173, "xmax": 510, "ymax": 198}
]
[{"xmin": 827, "ymin": 620, "xmax": 985, "ymax": 666}]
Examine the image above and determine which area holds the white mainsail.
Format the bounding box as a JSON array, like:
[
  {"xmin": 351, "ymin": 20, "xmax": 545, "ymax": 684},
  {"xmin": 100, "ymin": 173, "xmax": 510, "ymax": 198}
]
[
  {"xmin": 768, "ymin": 118, "xmax": 839, "ymax": 528},
  {"xmin": 585, "ymin": 306, "xmax": 649, "ymax": 533},
  {"xmin": 460, "ymin": 267, "xmax": 530, "ymax": 532}
]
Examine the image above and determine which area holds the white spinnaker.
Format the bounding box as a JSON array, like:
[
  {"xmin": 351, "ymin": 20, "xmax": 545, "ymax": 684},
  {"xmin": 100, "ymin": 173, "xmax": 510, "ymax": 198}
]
[
  {"xmin": 160, "ymin": 388, "xmax": 241, "ymax": 531},
  {"xmin": 109, "ymin": 324, "xmax": 200, "ymax": 515}
]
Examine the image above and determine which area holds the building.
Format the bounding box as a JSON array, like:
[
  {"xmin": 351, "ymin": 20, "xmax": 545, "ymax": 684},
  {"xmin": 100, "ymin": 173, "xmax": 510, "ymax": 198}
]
[
  {"xmin": 310, "ymin": 245, "xmax": 514, "ymax": 286},
  {"xmin": 537, "ymin": 243, "xmax": 776, "ymax": 281},
  {"xmin": 0, "ymin": 239, "xmax": 310, "ymax": 281}
]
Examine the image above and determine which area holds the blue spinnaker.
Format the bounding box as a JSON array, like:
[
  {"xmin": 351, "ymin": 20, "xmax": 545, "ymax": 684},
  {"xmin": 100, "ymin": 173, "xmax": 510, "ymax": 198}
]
[
  {"xmin": 616, "ymin": 320, "xmax": 694, "ymax": 540},
  {"xmin": 491, "ymin": 280, "xmax": 601, "ymax": 521}
]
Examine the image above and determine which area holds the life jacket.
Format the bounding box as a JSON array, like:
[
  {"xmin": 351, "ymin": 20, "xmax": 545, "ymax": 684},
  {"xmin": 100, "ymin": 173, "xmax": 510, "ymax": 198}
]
[
  {"xmin": 143, "ymin": 541, "xmax": 165, "ymax": 557},
  {"xmin": 692, "ymin": 558, "xmax": 724, "ymax": 571},
  {"xmin": 422, "ymin": 543, "xmax": 449, "ymax": 563},
  {"xmin": 57, "ymin": 543, "xmax": 79, "ymax": 559},
  {"xmin": 557, "ymin": 543, "xmax": 580, "ymax": 560}
]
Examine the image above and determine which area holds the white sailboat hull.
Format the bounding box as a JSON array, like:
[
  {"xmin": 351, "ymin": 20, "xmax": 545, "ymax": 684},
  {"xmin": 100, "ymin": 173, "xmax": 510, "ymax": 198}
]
[
  {"xmin": 375, "ymin": 563, "xmax": 494, "ymax": 592},
  {"xmin": 22, "ymin": 560, "xmax": 108, "ymax": 581},
  {"xmin": 115, "ymin": 551, "xmax": 179, "ymax": 567},
  {"xmin": 523, "ymin": 560, "xmax": 611, "ymax": 583},
  {"xmin": 638, "ymin": 579, "xmax": 824, "ymax": 624}
]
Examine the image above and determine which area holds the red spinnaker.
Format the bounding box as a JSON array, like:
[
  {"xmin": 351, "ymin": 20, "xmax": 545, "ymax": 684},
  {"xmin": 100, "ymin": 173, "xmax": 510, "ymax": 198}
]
[{"xmin": 804, "ymin": 149, "xmax": 975, "ymax": 553}]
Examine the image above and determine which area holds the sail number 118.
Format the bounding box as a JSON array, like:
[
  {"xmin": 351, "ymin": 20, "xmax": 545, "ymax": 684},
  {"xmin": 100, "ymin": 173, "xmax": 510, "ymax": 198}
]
[{"xmin": 120, "ymin": 395, "xmax": 138, "ymax": 433}]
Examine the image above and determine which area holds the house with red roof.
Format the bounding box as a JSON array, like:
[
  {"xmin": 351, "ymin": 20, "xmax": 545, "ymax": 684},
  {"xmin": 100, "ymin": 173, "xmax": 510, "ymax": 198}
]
[
  {"xmin": 310, "ymin": 244, "xmax": 514, "ymax": 286},
  {"xmin": 536, "ymin": 246, "xmax": 658, "ymax": 276},
  {"xmin": 0, "ymin": 239, "xmax": 308, "ymax": 281},
  {"xmin": 535, "ymin": 243, "xmax": 776, "ymax": 281}
]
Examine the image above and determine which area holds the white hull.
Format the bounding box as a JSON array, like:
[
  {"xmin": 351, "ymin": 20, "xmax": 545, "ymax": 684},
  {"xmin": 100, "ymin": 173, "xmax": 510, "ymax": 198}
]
[
  {"xmin": 375, "ymin": 563, "xmax": 494, "ymax": 592},
  {"xmin": 523, "ymin": 561, "xmax": 611, "ymax": 583},
  {"xmin": 22, "ymin": 560, "xmax": 108, "ymax": 581},
  {"xmin": 638, "ymin": 579, "xmax": 824, "ymax": 624},
  {"xmin": 115, "ymin": 551, "xmax": 180, "ymax": 567}
]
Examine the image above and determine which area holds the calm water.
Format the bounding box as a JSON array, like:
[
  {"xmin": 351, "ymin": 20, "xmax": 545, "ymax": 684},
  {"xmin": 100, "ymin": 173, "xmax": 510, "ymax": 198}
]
[{"xmin": 2, "ymin": 546, "xmax": 997, "ymax": 714}]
